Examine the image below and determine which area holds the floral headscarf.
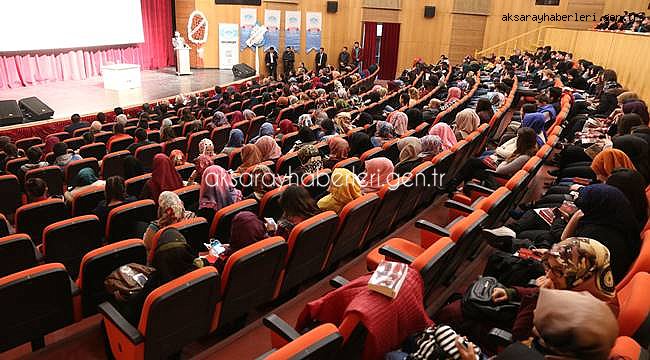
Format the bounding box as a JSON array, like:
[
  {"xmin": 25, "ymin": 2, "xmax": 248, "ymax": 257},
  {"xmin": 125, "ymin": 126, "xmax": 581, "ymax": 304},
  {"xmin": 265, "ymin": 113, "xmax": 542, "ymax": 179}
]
[
  {"xmin": 419, "ymin": 135, "xmax": 443, "ymax": 158},
  {"xmin": 157, "ymin": 191, "xmax": 195, "ymax": 228},
  {"xmin": 388, "ymin": 111, "xmax": 408, "ymax": 136}
]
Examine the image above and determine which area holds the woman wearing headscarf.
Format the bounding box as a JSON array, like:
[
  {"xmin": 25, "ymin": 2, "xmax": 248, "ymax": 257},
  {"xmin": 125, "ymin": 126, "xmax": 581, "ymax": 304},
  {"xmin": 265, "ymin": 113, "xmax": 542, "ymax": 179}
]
[
  {"xmin": 207, "ymin": 111, "xmax": 229, "ymax": 131},
  {"xmin": 334, "ymin": 112, "xmax": 354, "ymax": 134},
  {"xmin": 237, "ymin": 144, "xmax": 263, "ymax": 175},
  {"xmin": 297, "ymin": 144, "xmax": 323, "ymax": 176},
  {"xmin": 319, "ymin": 118, "xmax": 338, "ymax": 141},
  {"xmin": 395, "ymin": 137, "xmax": 423, "ymax": 176},
  {"xmin": 429, "ymin": 122, "xmax": 457, "ymax": 150},
  {"xmin": 214, "ymin": 211, "xmax": 268, "ymax": 272},
  {"xmin": 453, "ymin": 108, "xmax": 480, "ymax": 140},
  {"xmin": 419, "ymin": 135, "xmax": 444, "ymax": 161},
  {"xmin": 371, "ymin": 121, "xmax": 395, "ymax": 147},
  {"xmin": 229, "ymin": 110, "xmax": 244, "ymax": 125},
  {"xmin": 606, "ymin": 168, "xmax": 648, "ymax": 225},
  {"xmin": 440, "ymin": 87, "xmax": 462, "ymax": 111},
  {"xmin": 298, "ymin": 114, "xmax": 314, "ymax": 128},
  {"xmin": 140, "ymin": 154, "xmax": 184, "ymax": 203},
  {"xmin": 290, "ymin": 126, "xmax": 318, "ymax": 152},
  {"xmin": 355, "ymin": 112, "xmax": 373, "ymax": 128},
  {"xmin": 249, "ymin": 122, "xmax": 275, "ymax": 144},
  {"xmin": 612, "ymin": 134, "xmax": 650, "ymax": 183},
  {"xmin": 348, "ymin": 132, "xmax": 374, "ymax": 157},
  {"xmin": 188, "ymin": 139, "xmax": 217, "ymax": 184},
  {"xmin": 63, "ymin": 167, "xmax": 105, "ymax": 204},
  {"xmin": 255, "ymin": 135, "xmax": 282, "ymax": 161},
  {"xmin": 277, "ymin": 119, "xmax": 297, "ymax": 141},
  {"xmin": 169, "ymin": 150, "xmax": 186, "ymax": 167},
  {"xmin": 243, "ymin": 109, "xmax": 256, "ymax": 121},
  {"xmin": 324, "ymin": 136, "xmax": 349, "ymax": 169},
  {"xmin": 521, "ymin": 112, "xmax": 546, "ymax": 146},
  {"xmin": 591, "ymin": 148, "xmax": 636, "ymax": 182},
  {"xmin": 53, "ymin": 142, "xmax": 82, "ymax": 168},
  {"xmin": 248, "ymin": 164, "xmax": 278, "ymax": 201},
  {"xmin": 360, "ymin": 157, "xmax": 395, "ymax": 194},
  {"xmin": 562, "ymin": 184, "xmax": 640, "ymax": 282},
  {"xmin": 387, "ymin": 111, "xmax": 408, "ymax": 136},
  {"xmin": 223, "ymin": 129, "xmax": 245, "ymax": 156},
  {"xmin": 143, "ymin": 191, "xmax": 196, "ymax": 253},
  {"xmin": 317, "ymin": 168, "xmax": 361, "ymax": 214},
  {"xmin": 197, "ymin": 165, "xmax": 242, "ymax": 220},
  {"xmin": 623, "ymin": 99, "xmax": 650, "ymax": 124},
  {"xmin": 44, "ymin": 135, "xmax": 60, "ymax": 155},
  {"xmin": 276, "ymin": 185, "xmax": 321, "ymax": 239}
]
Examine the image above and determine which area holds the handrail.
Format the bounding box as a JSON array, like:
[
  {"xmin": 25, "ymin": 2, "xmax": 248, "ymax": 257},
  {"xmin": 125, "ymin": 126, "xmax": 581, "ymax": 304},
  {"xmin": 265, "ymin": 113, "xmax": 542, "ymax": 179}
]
[{"xmin": 475, "ymin": 26, "xmax": 552, "ymax": 58}]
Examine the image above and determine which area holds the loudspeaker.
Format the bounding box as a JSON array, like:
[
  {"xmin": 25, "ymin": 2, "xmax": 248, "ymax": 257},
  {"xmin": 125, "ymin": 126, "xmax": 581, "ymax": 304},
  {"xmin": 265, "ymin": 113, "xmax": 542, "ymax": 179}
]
[
  {"xmin": 0, "ymin": 100, "xmax": 23, "ymax": 127},
  {"xmin": 19, "ymin": 97, "xmax": 54, "ymax": 121},
  {"xmin": 232, "ymin": 63, "xmax": 256, "ymax": 79},
  {"xmin": 424, "ymin": 5, "xmax": 436, "ymax": 18},
  {"xmin": 327, "ymin": 1, "xmax": 338, "ymax": 13}
]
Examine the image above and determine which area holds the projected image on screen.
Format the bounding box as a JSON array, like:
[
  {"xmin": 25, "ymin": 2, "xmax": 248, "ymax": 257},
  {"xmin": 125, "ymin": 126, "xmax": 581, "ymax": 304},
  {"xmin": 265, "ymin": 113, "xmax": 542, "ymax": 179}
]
[{"xmin": 0, "ymin": 0, "xmax": 145, "ymax": 52}]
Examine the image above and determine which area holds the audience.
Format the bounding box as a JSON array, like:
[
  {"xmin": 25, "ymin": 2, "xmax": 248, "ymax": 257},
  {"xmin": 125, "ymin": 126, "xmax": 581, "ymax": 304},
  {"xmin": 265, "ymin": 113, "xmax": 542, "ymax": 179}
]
[
  {"xmin": 197, "ymin": 165, "xmax": 242, "ymax": 220},
  {"xmin": 93, "ymin": 176, "xmax": 136, "ymax": 230},
  {"xmin": 317, "ymin": 168, "xmax": 362, "ymax": 213},
  {"xmin": 143, "ymin": 191, "xmax": 196, "ymax": 254},
  {"xmin": 276, "ymin": 185, "xmax": 321, "ymax": 239},
  {"xmin": 140, "ymin": 154, "xmax": 184, "ymax": 202}
]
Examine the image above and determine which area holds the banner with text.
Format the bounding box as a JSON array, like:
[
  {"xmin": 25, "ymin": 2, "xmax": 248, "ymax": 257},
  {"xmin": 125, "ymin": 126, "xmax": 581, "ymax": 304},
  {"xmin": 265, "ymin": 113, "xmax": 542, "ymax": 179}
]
[
  {"xmin": 218, "ymin": 23, "xmax": 239, "ymax": 69},
  {"xmin": 305, "ymin": 12, "xmax": 322, "ymax": 53},
  {"xmin": 240, "ymin": 7, "xmax": 257, "ymax": 51},
  {"xmin": 264, "ymin": 9, "xmax": 280, "ymax": 51},
  {"xmin": 285, "ymin": 11, "xmax": 301, "ymax": 53}
]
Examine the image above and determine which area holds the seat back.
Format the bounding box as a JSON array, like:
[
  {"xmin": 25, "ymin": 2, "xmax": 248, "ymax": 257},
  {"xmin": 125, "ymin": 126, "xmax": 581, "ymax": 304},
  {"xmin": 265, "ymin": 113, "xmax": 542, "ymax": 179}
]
[
  {"xmin": 211, "ymin": 125, "xmax": 231, "ymax": 153},
  {"xmin": 186, "ymin": 130, "xmax": 210, "ymax": 160},
  {"xmin": 260, "ymin": 324, "xmax": 343, "ymax": 360},
  {"xmin": 42, "ymin": 215, "xmax": 102, "ymax": 279},
  {"xmin": 6, "ymin": 157, "xmax": 28, "ymax": 176},
  {"xmin": 363, "ymin": 180, "xmax": 408, "ymax": 243},
  {"xmin": 381, "ymin": 139, "xmax": 400, "ymax": 163},
  {"xmin": 16, "ymin": 137, "xmax": 42, "ymax": 151},
  {"xmin": 125, "ymin": 173, "xmax": 152, "ymax": 197},
  {"xmin": 333, "ymin": 157, "xmax": 364, "ymax": 175},
  {"xmin": 25, "ymin": 166, "xmax": 64, "ymax": 195},
  {"xmin": 259, "ymin": 186, "xmax": 287, "ymax": 220},
  {"xmin": 64, "ymin": 158, "xmax": 100, "ymax": 185},
  {"xmin": 359, "ymin": 147, "xmax": 386, "ymax": 162},
  {"xmin": 100, "ymin": 150, "xmax": 130, "ymax": 179},
  {"xmin": 95, "ymin": 132, "xmax": 113, "ymax": 144},
  {"xmin": 0, "ymin": 175, "xmax": 22, "ymax": 217},
  {"xmin": 79, "ymin": 143, "xmax": 107, "ymax": 160},
  {"xmin": 0, "ymin": 263, "xmax": 74, "ymax": 353},
  {"xmin": 326, "ymin": 194, "xmax": 380, "ymax": 268},
  {"xmin": 15, "ymin": 199, "xmax": 68, "ymax": 245},
  {"xmin": 617, "ymin": 272, "xmax": 650, "ymax": 346},
  {"xmin": 248, "ymin": 116, "xmax": 266, "ymax": 142},
  {"xmin": 78, "ymin": 239, "xmax": 146, "ymax": 317},
  {"xmin": 278, "ymin": 212, "xmax": 338, "ymax": 296},
  {"xmin": 476, "ymin": 187, "xmax": 513, "ymax": 228},
  {"xmin": 302, "ymin": 169, "xmax": 332, "ymax": 200},
  {"xmin": 0, "ymin": 234, "xmax": 38, "ymax": 277},
  {"xmin": 64, "ymin": 136, "xmax": 85, "ymax": 150},
  {"xmin": 108, "ymin": 136, "xmax": 134, "ymax": 153},
  {"xmin": 135, "ymin": 143, "xmax": 163, "ymax": 171},
  {"xmin": 412, "ymin": 237, "xmax": 456, "ymax": 298},
  {"xmin": 209, "ymin": 199, "xmax": 259, "ymax": 242},
  {"xmin": 173, "ymin": 184, "xmax": 200, "ymax": 212},
  {"xmin": 217, "ymin": 237, "xmax": 287, "ymax": 329},
  {"xmin": 162, "ymin": 137, "xmax": 187, "ymax": 156},
  {"xmin": 106, "ymin": 200, "xmax": 156, "ymax": 243},
  {"xmin": 275, "ymin": 152, "xmax": 301, "ymax": 176},
  {"xmin": 281, "ymin": 132, "xmax": 300, "ymax": 153},
  {"xmin": 167, "ymin": 217, "xmax": 210, "ymax": 256},
  {"xmin": 138, "ymin": 267, "xmax": 219, "ymax": 360},
  {"xmin": 71, "ymin": 186, "xmax": 105, "ymax": 216},
  {"xmin": 445, "ymin": 210, "xmax": 489, "ymax": 263},
  {"xmin": 609, "ymin": 336, "xmax": 649, "ymax": 360},
  {"xmin": 175, "ymin": 163, "xmax": 195, "ymax": 180}
]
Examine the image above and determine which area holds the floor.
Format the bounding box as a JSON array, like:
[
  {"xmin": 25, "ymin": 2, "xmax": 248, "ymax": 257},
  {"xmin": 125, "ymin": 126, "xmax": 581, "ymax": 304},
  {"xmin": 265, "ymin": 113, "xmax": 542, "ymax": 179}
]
[{"xmin": 0, "ymin": 68, "xmax": 238, "ymax": 120}]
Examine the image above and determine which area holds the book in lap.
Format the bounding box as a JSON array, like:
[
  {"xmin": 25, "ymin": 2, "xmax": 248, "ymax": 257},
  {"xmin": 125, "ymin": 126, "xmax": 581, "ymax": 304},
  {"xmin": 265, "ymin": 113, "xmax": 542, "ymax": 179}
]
[{"xmin": 368, "ymin": 261, "xmax": 408, "ymax": 299}]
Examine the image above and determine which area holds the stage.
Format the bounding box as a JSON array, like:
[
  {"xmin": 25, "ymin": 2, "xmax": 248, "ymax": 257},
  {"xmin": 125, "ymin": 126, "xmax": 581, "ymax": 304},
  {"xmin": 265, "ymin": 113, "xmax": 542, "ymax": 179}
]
[{"xmin": 0, "ymin": 67, "xmax": 241, "ymax": 120}]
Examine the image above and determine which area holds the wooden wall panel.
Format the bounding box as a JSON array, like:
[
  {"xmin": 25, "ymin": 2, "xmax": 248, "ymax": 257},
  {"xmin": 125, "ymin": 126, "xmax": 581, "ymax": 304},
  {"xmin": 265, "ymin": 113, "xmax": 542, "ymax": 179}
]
[
  {"xmin": 452, "ymin": 0, "xmax": 491, "ymax": 15},
  {"xmin": 602, "ymin": 0, "xmax": 649, "ymax": 15},
  {"xmin": 362, "ymin": 0, "xmax": 402, "ymax": 10},
  {"xmin": 544, "ymin": 28, "xmax": 650, "ymax": 102},
  {"xmin": 449, "ymin": 14, "xmax": 487, "ymax": 63}
]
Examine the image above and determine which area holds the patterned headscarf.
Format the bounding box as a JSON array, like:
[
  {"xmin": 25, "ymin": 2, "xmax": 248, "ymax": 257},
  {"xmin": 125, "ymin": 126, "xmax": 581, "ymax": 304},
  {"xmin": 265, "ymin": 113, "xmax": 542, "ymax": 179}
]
[
  {"xmin": 199, "ymin": 165, "xmax": 242, "ymax": 211},
  {"xmin": 212, "ymin": 111, "xmax": 229, "ymax": 127},
  {"xmin": 397, "ymin": 137, "xmax": 423, "ymax": 164},
  {"xmin": 375, "ymin": 121, "xmax": 395, "ymax": 139},
  {"xmin": 327, "ymin": 136, "xmax": 349, "ymax": 160},
  {"xmin": 227, "ymin": 129, "xmax": 245, "ymax": 148},
  {"xmin": 388, "ymin": 111, "xmax": 408, "ymax": 136},
  {"xmin": 298, "ymin": 144, "xmax": 323, "ymax": 174},
  {"xmin": 255, "ymin": 135, "xmax": 282, "ymax": 160},
  {"xmin": 298, "ymin": 114, "xmax": 314, "ymax": 127},
  {"xmin": 157, "ymin": 191, "xmax": 195, "ymax": 228},
  {"xmin": 243, "ymin": 109, "xmax": 256, "ymax": 121},
  {"xmin": 419, "ymin": 135, "xmax": 444, "ymax": 158}
]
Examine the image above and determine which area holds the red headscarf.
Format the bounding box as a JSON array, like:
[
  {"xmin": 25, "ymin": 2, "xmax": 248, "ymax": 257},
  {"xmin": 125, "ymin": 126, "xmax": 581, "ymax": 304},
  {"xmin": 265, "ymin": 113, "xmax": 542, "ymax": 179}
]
[
  {"xmin": 150, "ymin": 153, "xmax": 183, "ymax": 203},
  {"xmin": 44, "ymin": 136, "xmax": 60, "ymax": 154},
  {"xmin": 279, "ymin": 119, "xmax": 297, "ymax": 135},
  {"xmin": 230, "ymin": 111, "xmax": 244, "ymax": 124},
  {"xmin": 327, "ymin": 136, "xmax": 349, "ymax": 160}
]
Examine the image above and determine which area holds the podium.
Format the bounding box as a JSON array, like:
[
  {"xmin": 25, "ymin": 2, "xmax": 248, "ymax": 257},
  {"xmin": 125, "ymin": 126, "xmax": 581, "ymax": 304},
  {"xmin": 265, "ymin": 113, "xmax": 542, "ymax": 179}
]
[
  {"xmin": 175, "ymin": 48, "xmax": 192, "ymax": 76},
  {"xmin": 101, "ymin": 64, "xmax": 141, "ymax": 90}
]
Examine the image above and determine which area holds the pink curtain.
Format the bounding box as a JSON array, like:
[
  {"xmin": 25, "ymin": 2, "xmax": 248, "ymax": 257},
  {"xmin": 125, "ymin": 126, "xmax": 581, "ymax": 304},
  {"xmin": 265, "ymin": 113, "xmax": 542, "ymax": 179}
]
[{"xmin": 0, "ymin": 0, "xmax": 173, "ymax": 89}]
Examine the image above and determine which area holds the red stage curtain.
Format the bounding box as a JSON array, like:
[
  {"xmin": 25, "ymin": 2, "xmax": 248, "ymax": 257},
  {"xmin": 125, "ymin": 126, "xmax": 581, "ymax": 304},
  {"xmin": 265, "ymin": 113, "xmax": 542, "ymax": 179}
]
[
  {"xmin": 361, "ymin": 22, "xmax": 377, "ymax": 71},
  {"xmin": 0, "ymin": 0, "xmax": 173, "ymax": 89},
  {"xmin": 379, "ymin": 23, "xmax": 400, "ymax": 80}
]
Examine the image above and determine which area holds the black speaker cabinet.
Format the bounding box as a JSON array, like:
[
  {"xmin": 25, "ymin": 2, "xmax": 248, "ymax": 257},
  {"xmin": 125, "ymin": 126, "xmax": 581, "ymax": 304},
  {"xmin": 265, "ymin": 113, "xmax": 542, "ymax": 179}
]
[
  {"xmin": 327, "ymin": 1, "xmax": 338, "ymax": 13},
  {"xmin": 0, "ymin": 100, "xmax": 24, "ymax": 126},
  {"xmin": 232, "ymin": 63, "xmax": 256, "ymax": 79},
  {"xmin": 19, "ymin": 96, "xmax": 54, "ymax": 121},
  {"xmin": 424, "ymin": 5, "xmax": 436, "ymax": 18}
]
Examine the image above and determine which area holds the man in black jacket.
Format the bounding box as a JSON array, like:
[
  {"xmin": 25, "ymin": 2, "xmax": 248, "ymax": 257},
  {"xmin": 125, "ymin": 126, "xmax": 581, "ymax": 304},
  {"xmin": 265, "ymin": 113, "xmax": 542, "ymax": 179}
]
[
  {"xmin": 64, "ymin": 113, "xmax": 90, "ymax": 134},
  {"xmin": 282, "ymin": 46, "xmax": 295, "ymax": 77},
  {"xmin": 315, "ymin": 47, "xmax": 327, "ymax": 73},
  {"xmin": 338, "ymin": 46, "xmax": 350, "ymax": 71},
  {"xmin": 265, "ymin": 47, "xmax": 279, "ymax": 80}
]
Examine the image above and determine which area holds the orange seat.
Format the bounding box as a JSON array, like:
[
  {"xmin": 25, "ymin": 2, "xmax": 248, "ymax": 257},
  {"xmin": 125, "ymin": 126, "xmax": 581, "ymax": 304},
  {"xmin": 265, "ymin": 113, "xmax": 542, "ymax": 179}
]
[
  {"xmin": 363, "ymin": 179, "xmax": 409, "ymax": 243},
  {"xmin": 79, "ymin": 142, "xmax": 107, "ymax": 160},
  {"xmin": 162, "ymin": 136, "xmax": 187, "ymax": 156},
  {"xmin": 108, "ymin": 136, "xmax": 134, "ymax": 153},
  {"xmin": 71, "ymin": 185, "xmax": 105, "ymax": 216},
  {"xmin": 0, "ymin": 174, "xmax": 22, "ymax": 217},
  {"xmin": 105, "ymin": 200, "xmax": 156, "ymax": 244},
  {"xmin": 186, "ymin": 130, "xmax": 210, "ymax": 160},
  {"xmin": 125, "ymin": 173, "xmax": 152, "ymax": 197},
  {"xmin": 275, "ymin": 152, "xmax": 301, "ymax": 176},
  {"xmin": 609, "ymin": 336, "xmax": 648, "ymax": 360},
  {"xmin": 209, "ymin": 199, "xmax": 258, "ymax": 241},
  {"xmin": 134, "ymin": 143, "xmax": 162, "ymax": 170},
  {"xmin": 333, "ymin": 157, "xmax": 364, "ymax": 175},
  {"xmin": 617, "ymin": 272, "xmax": 650, "ymax": 346},
  {"xmin": 0, "ymin": 234, "xmax": 38, "ymax": 277},
  {"xmin": 302, "ymin": 169, "xmax": 332, "ymax": 200},
  {"xmin": 64, "ymin": 157, "xmax": 100, "ymax": 185},
  {"xmin": 101, "ymin": 150, "xmax": 130, "ymax": 179},
  {"xmin": 25, "ymin": 165, "xmax": 64, "ymax": 196},
  {"xmin": 15, "ymin": 199, "xmax": 68, "ymax": 245},
  {"xmin": 259, "ymin": 185, "xmax": 287, "ymax": 220},
  {"xmin": 42, "ymin": 215, "xmax": 102, "ymax": 279},
  {"xmin": 618, "ymin": 232, "xmax": 650, "ymax": 290},
  {"xmin": 173, "ymin": 184, "xmax": 200, "ymax": 212},
  {"xmin": 260, "ymin": 322, "xmax": 342, "ymax": 360}
]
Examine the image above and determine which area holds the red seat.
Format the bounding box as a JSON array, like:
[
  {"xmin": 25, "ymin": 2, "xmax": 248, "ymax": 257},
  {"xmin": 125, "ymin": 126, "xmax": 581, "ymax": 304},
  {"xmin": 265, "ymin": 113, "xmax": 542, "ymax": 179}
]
[
  {"xmin": 135, "ymin": 143, "xmax": 162, "ymax": 171},
  {"xmin": 162, "ymin": 137, "xmax": 187, "ymax": 156},
  {"xmin": 25, "ymin": 166, "xmax": 64, "ymax": 195},
  {"xmin": 105, "ymin": 200, "xmax": 156, "ymax": 243},
  {"xmin": 95, "ymin": 131, "xmax": 113, "ymax": 144},
  {"xmin": 49, "ymin": 132, "xmax": 71, "ymax": 142},
  {"xmin": 363, "ymin": 179, "xmax": 409, "ymax": 243},
  {"xmin": 15, "ymin": 199, "xmax": 68, "ymax": 245},
  {"xmin": 209, "ymin": 199, "xmax": 258, "ymax": 242},
  {"xmin": 76, "ymin": 239, "xmax": 146, "ymax": 318},
  {"xmin": 302, "ymin": 169, "xmax": 332, "ymax": 200},
  {"xmin": 0, "ymin": 234, "xmax": 39, "ymax": 277},
  {"xmin": 63, "ymin": 136, "xmax": 85, "ymax": 150},
  {"xmin": 247, "ymin": 116, "xmax": 266, "ymax": 142},
  {"xmin": 41, "ymin": 215, "xmax": 102, "ymax": 279},
  {"xmin": 16, "ymin": 137, "xmax": 42, "ymax": 152},
  {"xmin": 173, "ymin": 184, "xmax": 200, "ymax": 212},
  {"xmin": 0, "ymin": 263, "xmax": 75, "ymax": 353},
  {"xmin": 71, "ymin": 185, "xmax": 105, "ymax": 216},
  {"xmin": 359, "ymin": 147, "xmax": 386, "ymax": 162},
  {"xmin": 610, "ymin": 336, "xmax": 649, "ymax": 360},
  {"xmin": 5, "ymin": 157, "xmax": 28, "ymax": 175},
  {"xmin": 78, "ymin": 143, "xmax": 107, "ymax": 161},
  {"xmin": 232, "ymin": 120, "xmax": 250, "ymax": 136},
  {"xmin": 281, "ymin": 132, "xmax": 300, "ymax": 153},
  {"xmin": 0, "ymin": 175, "xmax": 22, "ymax": 217},
  {"xmin": 275, "ymin": 152, "xmax": 301, "ymax": 176},
  {"xmin": 259, "ymin": 322, "xmax": 342, "ymax": 360},
  {"xmin": 259, "ymin": 185, "xmax": 287, "ymax": 220},
  {"xmin": 176, "ymin": 163, "xmax": 195, "ymax": 180},
  {"xmin": 333, "ymin": 157, "xmax": 364, "ymax": 175},
  {"xmin": 274, "ymin": 212, "xmax": 338, "ymax": 297},
  {"xmin": 125, "ymin": 173, "xmax": 152, "ymax": 197},
  {"xmin": 64, "ymin": 158, "xmax": 100, "ymax": 185},
  {"xmin": 617, "ymin": 271, "xmax": 650, "ymax": 347},
  {"xmin": 100, "ymin": 150, "xmax": 130, "ymax": 179},
  {"xmin": 211, "ymin": 125, "xmax": 231, "ymax": 153},
  {"xmin": 228, "ymin": 148, "xmax": 243, "ymax": 170},
  {"xmin": 108, "ymin": 136, "xmax": 134, "ymax": 153},
  {"xmin": 212, "ymin": 237, "xmax": 287, "ymax": 332},
  {"xmin": 100, "ymin": 267, "xmax": 219, "ymax": 360}
]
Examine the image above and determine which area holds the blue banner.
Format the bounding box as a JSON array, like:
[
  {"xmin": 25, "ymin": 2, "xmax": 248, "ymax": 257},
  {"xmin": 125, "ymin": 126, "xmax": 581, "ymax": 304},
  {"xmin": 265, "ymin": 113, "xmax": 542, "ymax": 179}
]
[
  {"xmin": 264, "ymin": 10, "xmax": 280, "ymax": 51},
  {"xmin": 305, "ymin": 12, "xmax": 322, "ymax": 53},
  {"xmin": 240, "ymin": 8, "xmax": 256, "ymax": 51},
  {"xmin": 285, "ymin": 11, "xmax": 301, "ymax": 53}
]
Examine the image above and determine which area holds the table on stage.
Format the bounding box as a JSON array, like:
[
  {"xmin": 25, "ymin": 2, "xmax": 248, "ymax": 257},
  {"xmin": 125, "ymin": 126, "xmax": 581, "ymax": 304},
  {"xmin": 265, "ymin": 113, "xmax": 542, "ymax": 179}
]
[{"xmin": 101, "ymin": 64, "xmax": 142, "ymax": 90}]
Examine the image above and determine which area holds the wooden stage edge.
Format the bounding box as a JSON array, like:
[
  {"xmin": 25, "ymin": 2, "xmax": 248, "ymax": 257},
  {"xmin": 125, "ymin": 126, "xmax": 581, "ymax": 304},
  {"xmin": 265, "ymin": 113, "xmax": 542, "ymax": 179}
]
[{"xmin": 0, "ymin": 74, "xmax": 258, "ymax": 132}]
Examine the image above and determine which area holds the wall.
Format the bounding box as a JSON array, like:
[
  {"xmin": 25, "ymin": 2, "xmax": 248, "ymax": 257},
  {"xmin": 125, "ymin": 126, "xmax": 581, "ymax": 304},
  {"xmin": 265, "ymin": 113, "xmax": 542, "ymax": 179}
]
[
  {"xmin": 544, "ymin": 28, "xmax": 650, "ymax": 101},
  {"xmin": 602, "ymin": 0, "xmax": 649, "ymax": 15}
]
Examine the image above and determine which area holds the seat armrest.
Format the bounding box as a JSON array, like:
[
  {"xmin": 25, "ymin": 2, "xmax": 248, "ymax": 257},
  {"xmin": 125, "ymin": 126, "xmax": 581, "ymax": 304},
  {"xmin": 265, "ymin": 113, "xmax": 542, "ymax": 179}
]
[
  {"xmin": 34, "ymin": 246, "xmax": 44, "ymax": 263},
  {"xmin": 378, "ymin": 246, "xmax": 416, "ymax": 264},
  {"xmin": 484, "ymin": 169, "xmax": 508, "ymax": 180},
  {"xmin": 262, "ymin": 314, "xmax": 301, "ymax": 342},
  {"xmin": 329, "ymin": 276, "xmax": 350, "ymax": 289},
  {"xmin": 255, "ymin": 349, "xmax": 277, "ymax": 360},
  {"xmin": 98, "ymin": 302, "xmax": 144, "ymax": 344},
  {"xmin": 488, "ymin": 328, "xmax": 514, "ymax": 347},
  {"xmin": 464, "ymin": 182, "xmax": 495, "ymax": 197},
  {"xmin": 444, "ymin": 200, "xmax": 475, "ymax": 215},
  {"xmin": 69, "ymin": 276, "xmax": 81, "ymax": 297},
  {"xmin": 415, "ymin": 219, "xmax": 450, "ymax": 237}
]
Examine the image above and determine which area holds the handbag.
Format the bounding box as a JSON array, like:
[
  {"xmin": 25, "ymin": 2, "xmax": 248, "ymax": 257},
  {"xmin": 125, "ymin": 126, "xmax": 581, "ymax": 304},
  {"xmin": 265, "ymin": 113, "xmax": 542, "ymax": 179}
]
[
  {"xmin": 104, "ymin": 263, "xmax": 156, "ymax": 302},
  {"xmin": 461, "ymin": 276, "xmax": 520, "ymax": 324},
  {"xmin": 483, "ymin": 250, "xmax": 545, "ymax": 287}
]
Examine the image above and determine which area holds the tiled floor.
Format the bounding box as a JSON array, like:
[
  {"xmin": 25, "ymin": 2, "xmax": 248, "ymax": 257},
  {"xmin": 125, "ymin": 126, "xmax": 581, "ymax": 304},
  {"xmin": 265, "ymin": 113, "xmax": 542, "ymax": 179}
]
[{"xmin": 0, "ymin": 68, "xmax": 240, "ymax": 120}]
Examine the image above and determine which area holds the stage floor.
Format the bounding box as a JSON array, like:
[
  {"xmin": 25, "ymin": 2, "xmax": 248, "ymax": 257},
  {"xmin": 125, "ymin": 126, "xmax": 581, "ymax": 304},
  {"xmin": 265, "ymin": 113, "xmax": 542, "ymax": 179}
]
[{"xmin": 0, "ymin": 68, "xmax": 239, "ymax": 120}]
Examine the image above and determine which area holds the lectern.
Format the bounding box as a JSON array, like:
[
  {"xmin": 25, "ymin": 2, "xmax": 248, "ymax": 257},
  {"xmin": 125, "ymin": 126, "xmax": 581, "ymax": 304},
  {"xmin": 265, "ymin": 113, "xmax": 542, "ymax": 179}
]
[{"xmin": 175, "ymin": 48, "xmax": 192, "ymax": 76}]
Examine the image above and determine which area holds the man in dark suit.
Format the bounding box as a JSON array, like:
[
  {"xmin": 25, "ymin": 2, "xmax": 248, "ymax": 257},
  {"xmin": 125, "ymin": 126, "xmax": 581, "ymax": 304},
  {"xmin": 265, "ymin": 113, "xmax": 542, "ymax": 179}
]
[
  {"xmin": 338, "ymin": 46, "xmax": 351, "ymax": 71},
  {"xmin": 282, "ymin": 46, "xmax": 295, "ymax": 77},
  {"xmin": 315, "ymin": 47, "xmax": 327, "ymax": 73},
  {"xmin": 351, "ymin": 41, "xmax": 362, "ymax": 67},
  {"xmin": 265, "ymin": 47, "xmax": 279, "ymax": 80},
  {"xmin": 64, "ymin": 113, "xmax": 89, "ymax": 134}
]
